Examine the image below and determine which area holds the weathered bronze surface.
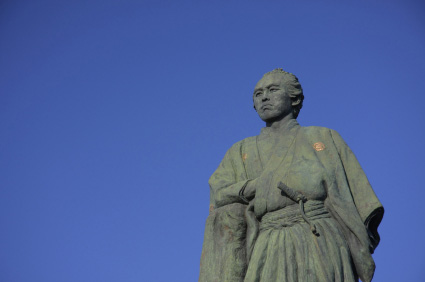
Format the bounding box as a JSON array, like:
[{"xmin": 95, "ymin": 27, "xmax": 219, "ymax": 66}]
[{"xmin": 199, "ymin": 69, "xmax": 383, "ymax": 282}]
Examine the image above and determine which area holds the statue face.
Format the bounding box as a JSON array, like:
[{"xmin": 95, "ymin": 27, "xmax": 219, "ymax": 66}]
[{"xmin": 253, "ymin": 73, "xmax": 293, "ymax": 123}]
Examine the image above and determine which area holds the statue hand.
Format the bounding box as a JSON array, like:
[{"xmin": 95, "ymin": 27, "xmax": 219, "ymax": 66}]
[{"xmin": 243, "ymin": 179, "xmax": 257, "ymax": 199}]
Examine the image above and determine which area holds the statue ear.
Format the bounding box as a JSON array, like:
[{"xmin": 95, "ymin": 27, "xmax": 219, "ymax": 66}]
[{"xmin": 292, "ymin": 98, "xmax": 301, "ymax": 107}]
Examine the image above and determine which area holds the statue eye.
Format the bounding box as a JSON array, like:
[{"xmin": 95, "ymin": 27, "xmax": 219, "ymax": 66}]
[
  {"xmin": 270, "ymin": 88, "xmax": 278, "ymax": 92},
  {"xmin": 255, "ymin": 92, "xmax": 262, "ymax": 97}
]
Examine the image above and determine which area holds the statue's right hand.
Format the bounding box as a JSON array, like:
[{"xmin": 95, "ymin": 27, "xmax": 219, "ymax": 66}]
[{"xmin": 244, "ymin": 179, "xmax": 257, "ymax": 199}]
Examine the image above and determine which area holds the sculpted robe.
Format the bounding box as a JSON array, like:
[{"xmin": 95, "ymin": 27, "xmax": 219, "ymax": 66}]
[{"xmin": 199, "ymin": 120, "xmax": 383, "ymax": 282}]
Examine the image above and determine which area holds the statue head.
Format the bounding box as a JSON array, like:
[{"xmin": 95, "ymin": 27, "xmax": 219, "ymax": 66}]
[{"xmin": 253, "ymin": 68, "xmax": 304, "ymax": 122}]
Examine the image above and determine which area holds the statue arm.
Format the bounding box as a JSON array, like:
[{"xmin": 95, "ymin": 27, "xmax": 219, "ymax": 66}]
[
  {"xmin": 209, "ymin": 146, "xmax": 251, "ymax": 209},
  {"xmin": 330, "ymin": 129, "xmax": 384, "ymax": 251}
]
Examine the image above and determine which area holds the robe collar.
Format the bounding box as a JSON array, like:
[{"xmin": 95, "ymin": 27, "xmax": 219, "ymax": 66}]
[{"xmin": 259, "ymin": 118, "xmax": 300, "ymax": 137}]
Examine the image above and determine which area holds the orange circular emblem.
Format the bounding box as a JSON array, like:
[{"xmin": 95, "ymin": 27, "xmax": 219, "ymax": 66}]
[{"xmin": 313, "ymin": 142, "xmax": 325, "ymax": 151}]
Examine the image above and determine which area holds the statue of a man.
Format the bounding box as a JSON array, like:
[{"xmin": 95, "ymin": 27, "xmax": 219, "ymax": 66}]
[{"xmin": 199, "ymin": 69, "xmax": 383, "ymax": 282}]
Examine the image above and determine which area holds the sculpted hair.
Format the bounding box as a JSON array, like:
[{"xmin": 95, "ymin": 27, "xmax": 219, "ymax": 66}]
[{"xmin": 262, "ymin": 68, "xmax": 304, "ymax": 118}]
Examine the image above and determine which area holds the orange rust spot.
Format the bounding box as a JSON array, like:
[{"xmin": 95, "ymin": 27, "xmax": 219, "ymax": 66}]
[
  {"xmin": 209, "ymin": 204, "xmax": 214, "ymax": 213},
  {"xmin": 242, "ymin": 153, "xmax": 248, "ymax": 161},
  {"xmin": 313, "ymin": 142, "xmax": 326, "ymax": 151}
]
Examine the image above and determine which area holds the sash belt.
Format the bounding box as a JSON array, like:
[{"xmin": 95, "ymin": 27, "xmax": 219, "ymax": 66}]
[{"xmin": 260, "ymin": 200, "xmax": 330, "ymax": 232}]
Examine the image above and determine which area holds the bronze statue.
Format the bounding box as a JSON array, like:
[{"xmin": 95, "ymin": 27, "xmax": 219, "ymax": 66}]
[{"xmin": 199, "ymin": 69, "xmax": 383, "ymax": 282}]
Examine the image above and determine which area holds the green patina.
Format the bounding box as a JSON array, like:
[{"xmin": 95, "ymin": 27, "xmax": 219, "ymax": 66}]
[{"xmin": 199, "ymin": 69, "xmax": 383, "ymax": 282}]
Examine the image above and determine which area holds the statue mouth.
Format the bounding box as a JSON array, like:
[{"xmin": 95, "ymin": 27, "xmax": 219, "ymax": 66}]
[{"xmin": 261, "ymin": 104, "xmax": 273, "ymax": 110}]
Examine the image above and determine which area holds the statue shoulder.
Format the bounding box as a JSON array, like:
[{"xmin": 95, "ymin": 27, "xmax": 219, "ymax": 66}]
[
  {"xmin": 300, "ymin": 126, "xmax": 349, "ymax": 152},
  {"xmin": 219, "ymin": 136, "xmax": 258, "ymax": 162},
  {"xmin": 227, "ymin": 136, "xmax": 257, "ymax": 151},
  {"xmin": 300, "ymin": 125, "xmax": 337, "ymax": 139}
]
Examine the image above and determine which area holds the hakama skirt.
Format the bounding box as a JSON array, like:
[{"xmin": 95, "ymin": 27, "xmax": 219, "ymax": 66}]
[{"xmin": 244, "ymin": 201, "xmax": 356, "ymax": 282}]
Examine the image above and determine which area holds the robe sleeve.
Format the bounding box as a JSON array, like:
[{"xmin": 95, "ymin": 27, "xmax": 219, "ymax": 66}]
[
  {"xmin": 330, "ymin": 130, "xmax": 384, "ymax": 251},
  {"xmin": 209, "ymin": 143, "xmax": 250, "ymax": 209},
  {"xmin": 200, "ymin": 143, "xmax": 250, "ymax": 282}
]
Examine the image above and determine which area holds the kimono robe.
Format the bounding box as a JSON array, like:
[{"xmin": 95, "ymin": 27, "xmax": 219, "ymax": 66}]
[{"xmin": 199, "ymin": 120, "xmax": 383, "ymax": 282}]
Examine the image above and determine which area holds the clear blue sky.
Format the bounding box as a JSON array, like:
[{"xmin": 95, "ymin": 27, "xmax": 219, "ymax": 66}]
[{"xmin": 1, "ymin": 1, "xmax": 424, "ymax": 281}]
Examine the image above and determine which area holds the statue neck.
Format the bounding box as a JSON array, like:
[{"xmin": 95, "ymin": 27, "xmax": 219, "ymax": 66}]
[{"xmin": 265, "ymin": 114, "xmax": 295, "ymax": 132}]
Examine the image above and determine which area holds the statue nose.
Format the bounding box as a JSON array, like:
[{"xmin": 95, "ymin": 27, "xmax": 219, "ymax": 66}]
[{"xmin": 262, "ymin": 90, "xmax": 271, "ymax": 101}]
